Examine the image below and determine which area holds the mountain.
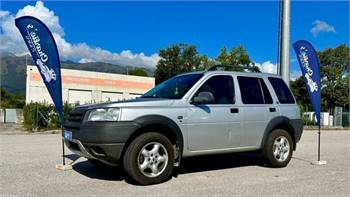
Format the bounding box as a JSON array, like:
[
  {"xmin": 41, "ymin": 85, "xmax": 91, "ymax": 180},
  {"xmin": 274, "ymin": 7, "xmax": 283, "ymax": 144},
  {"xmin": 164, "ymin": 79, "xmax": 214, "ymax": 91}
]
[
  {"xmin": 0, "ymin": 53, "xmax": 155, "ymax": 95},
  {"xmin": 1, "ymin": 54, "xmax": 28, "ymax": 94}
]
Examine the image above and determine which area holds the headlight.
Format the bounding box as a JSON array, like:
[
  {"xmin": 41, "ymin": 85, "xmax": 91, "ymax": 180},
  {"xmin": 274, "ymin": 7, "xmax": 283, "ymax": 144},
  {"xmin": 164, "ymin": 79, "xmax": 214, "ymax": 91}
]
[{"xmin": 87, "ymin": 108, "xmax": 120, "ymax": 121}]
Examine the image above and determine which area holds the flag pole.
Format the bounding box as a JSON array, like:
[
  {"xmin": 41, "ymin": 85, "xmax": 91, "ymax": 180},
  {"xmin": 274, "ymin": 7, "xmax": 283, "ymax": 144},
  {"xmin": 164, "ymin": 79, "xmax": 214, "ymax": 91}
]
[
  {"xmin": 55, "ymin": 121, "xmax": 72, "ymax": 170},
  {"xmin": 62, "ymin": 126, "xmax": 66, "ymax": 166},
  {"xmin": 292, "ymin": 40, "xmax": 326, "ymax": 166},
  {"xmin": 317, "ymin": 124, "xmax": 321, "ymax": 161},
  {"xmin": 15, "ymin": 16, "xmax": 71, "ymax": 170},
  {"xmin": 312, "ymin": 123, "xmax": 326, "ymax": 165},
  {"xmin": 56, "ymin": 118, "xmax": 71, "ymax": 170},
  {"xmin": 60, "ymin": 116, "xmax": 65, "ymax": 166}
]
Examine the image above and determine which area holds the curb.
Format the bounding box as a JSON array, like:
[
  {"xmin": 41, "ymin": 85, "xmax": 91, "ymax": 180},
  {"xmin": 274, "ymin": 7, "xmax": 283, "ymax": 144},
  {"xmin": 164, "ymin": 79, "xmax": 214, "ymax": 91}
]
[{"xmin": 0, "ymin": 129, "xmax": 61, "ymax": 135}]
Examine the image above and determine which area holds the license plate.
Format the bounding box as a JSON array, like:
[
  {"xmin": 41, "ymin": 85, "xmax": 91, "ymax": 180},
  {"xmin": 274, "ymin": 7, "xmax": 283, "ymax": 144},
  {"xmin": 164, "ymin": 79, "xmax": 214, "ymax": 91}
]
[{"xmin": 64, "ymin": 130, "xmax": 72, "ymax": 141}]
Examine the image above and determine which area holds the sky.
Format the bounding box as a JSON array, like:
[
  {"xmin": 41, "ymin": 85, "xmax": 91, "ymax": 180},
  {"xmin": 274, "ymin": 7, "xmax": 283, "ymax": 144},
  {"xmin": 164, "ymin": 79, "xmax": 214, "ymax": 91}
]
[{"xmin": 1, "ymin": 1, "xmax": 349, "ymax": 79}]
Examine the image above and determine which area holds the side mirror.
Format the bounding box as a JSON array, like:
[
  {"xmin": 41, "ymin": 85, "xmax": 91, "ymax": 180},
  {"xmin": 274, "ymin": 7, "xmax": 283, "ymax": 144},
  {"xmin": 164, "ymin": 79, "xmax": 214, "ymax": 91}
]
[{"xmin": 192, "ymin": 92, "xmax": 215, "ymax": 105}]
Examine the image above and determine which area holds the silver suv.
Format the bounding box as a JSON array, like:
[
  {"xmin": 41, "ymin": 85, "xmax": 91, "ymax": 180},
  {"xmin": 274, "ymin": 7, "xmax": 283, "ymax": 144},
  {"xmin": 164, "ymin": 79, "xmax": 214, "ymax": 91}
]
[{"xmin": 64, "ymin": 69, "xmax": 303, "ymax": 185}]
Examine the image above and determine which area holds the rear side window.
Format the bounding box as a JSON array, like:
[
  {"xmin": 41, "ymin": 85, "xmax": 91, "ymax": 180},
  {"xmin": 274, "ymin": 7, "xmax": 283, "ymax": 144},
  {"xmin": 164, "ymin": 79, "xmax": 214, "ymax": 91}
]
[
  {"xmin": 237, "ymin": 76, "xmax": 273, "ymax": 104},
  {"xmin": 268, "ymin": 77, "xmax": 295, "ymax": 104},
  {"xmin": 260, "ymin": 79, "xmax": 273, "ymax": 104}
]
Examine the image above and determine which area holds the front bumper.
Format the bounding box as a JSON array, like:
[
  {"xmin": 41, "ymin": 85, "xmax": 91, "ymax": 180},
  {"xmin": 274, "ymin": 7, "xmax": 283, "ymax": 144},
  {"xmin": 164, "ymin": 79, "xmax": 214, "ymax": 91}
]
[
  {"xmin": 64, "ymin": 139, "xmax": 125, "ymax": 165},
  {"xmin": 64, "ymin": 109, "xmax": 141, "ymax": 165}
]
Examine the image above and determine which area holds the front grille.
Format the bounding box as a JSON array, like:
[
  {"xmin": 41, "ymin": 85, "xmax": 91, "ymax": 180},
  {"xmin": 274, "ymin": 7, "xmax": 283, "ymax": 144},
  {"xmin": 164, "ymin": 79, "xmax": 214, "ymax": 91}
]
[
  {"xmin": 64, "ymin": 107, "xmax": 88, "ymax": 131},
  {"xmin": 68, "ymin": 113, "xmax": 83, "ymax": 122}
]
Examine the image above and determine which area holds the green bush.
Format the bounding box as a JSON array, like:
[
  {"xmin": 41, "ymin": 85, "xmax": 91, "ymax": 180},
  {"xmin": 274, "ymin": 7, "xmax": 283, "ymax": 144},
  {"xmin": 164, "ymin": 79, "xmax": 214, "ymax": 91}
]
[
  {"xmin": 23, "ymin": 102, "xmax": 74, "ymax": 131},
  {"xmin": 0, "ymin": 88, "xmax": 25, "ymax": 108}
]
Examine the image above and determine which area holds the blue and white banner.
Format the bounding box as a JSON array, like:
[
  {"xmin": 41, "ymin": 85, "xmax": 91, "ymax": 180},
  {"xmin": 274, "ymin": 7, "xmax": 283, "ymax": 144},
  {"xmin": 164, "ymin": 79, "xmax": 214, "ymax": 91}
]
[
  {"xmin": 15, "ymin": 16, "xmax": 64, "ymax": 121},
  {"xmin": 293, "ymin": 40, "xmax": 321, "ymax": 126}
]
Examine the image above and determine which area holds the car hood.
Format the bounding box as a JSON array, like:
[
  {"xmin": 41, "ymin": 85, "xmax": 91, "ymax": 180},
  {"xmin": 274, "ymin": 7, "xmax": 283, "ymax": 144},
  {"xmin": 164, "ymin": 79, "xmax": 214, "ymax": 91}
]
[{"xmin": 77, "ymin": 98, "xmax": 176, "ymax": 109}]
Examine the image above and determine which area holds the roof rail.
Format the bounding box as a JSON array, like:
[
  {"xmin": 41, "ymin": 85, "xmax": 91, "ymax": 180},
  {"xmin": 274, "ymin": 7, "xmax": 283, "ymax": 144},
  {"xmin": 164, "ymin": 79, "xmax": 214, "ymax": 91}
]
[{"xmin": 207, "ymin": 64, "xmax": 261, "ymax": 73}]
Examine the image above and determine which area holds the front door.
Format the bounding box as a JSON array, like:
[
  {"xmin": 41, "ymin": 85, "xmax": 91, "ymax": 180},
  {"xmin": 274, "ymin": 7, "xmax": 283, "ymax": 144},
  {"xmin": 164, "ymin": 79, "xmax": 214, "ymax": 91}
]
[{"xmin": 186, "ymin": 75, "xmax": 241, "ymax": 151}]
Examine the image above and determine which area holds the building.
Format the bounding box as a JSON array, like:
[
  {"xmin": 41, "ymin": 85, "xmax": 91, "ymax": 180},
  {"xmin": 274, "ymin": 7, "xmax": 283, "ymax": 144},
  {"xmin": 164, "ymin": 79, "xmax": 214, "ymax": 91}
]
[{"xmin": 26, "ymin": 65, "xmax": 155, "ymax": 104}]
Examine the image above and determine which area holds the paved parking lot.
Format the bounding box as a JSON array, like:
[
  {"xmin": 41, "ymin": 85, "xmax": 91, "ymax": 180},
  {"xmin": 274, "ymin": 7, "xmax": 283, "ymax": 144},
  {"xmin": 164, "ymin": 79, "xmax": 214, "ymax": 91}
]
[{"xmin": 0, "ymin": 130, "xmax": 349, "ymax": 197}]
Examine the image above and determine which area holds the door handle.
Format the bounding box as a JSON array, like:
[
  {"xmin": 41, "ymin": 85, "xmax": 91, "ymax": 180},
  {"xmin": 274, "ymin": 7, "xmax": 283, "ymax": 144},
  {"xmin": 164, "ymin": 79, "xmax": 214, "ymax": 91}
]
[
  {"xmin": 230, "ymin": 108, "xmax": 239, "ymax": 113},
  {"xmin": 269, "ymin": 107, "xmax": 276, "ymax": 112}
]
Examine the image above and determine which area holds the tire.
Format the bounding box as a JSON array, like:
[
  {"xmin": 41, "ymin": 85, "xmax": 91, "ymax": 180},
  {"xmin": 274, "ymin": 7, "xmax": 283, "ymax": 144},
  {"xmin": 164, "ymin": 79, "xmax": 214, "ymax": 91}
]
[
  {"xmin": 123, "ymin": 132, "xmax": 174, "ymax": 185},
  {"xmin": 263, "ymin": 129, "xmax": 293, "ymax": 167}
]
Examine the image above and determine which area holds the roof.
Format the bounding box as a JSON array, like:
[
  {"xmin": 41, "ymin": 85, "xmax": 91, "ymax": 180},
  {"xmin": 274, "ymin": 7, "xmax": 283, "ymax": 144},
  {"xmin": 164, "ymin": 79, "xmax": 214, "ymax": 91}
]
[{"xmin": 177, "ymin": 70, "xmax": 281, "ymax": 78}]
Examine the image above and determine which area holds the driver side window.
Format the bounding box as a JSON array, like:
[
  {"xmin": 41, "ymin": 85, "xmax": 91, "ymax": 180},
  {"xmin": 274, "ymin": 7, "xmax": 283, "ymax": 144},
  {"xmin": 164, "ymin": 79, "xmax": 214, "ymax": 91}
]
[{"xmin": 193, "ymin": 75, "xmax": 235, "ymax": 104}]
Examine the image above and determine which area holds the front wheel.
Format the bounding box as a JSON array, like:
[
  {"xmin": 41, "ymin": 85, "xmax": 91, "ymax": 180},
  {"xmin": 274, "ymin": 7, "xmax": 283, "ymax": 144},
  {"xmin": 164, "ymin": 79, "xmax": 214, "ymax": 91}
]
[
  {"xmin": 123, "ymin": 132, "xmax": 174, "ymax": 185},
  {"xmin": 263, "ymin": 129, "xmax": 293, "ymax": 167}
]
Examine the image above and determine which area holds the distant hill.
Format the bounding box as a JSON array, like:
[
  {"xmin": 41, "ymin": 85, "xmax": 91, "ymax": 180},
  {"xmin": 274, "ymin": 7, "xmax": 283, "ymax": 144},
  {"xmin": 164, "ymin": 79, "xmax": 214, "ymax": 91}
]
[{"xmin": 0, "ymin": 53, "xmax": 155, "ymax": 95}]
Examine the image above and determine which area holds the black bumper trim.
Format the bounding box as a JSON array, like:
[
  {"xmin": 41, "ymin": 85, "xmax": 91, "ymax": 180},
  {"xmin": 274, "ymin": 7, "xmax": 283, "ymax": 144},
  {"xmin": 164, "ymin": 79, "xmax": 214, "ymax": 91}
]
[
  {"xmin": 65, "ymin": 139, "xmax": 124, "ymax": 165},
  {"xmin": 63, "ymin": 121, "xmax": 141, "ymax": 164},
  {"xmin": 290, "ymin": 118, "xmax": 303, "ymax": 143},
  {"xmin": 64, "ymin": 121, "xmax": 141, "ymax": 144}
]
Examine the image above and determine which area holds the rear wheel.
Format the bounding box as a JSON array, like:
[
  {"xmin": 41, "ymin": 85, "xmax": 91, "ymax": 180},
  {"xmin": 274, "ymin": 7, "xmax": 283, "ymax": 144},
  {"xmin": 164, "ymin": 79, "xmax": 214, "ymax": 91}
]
[
  {"xmin": 123, "ymin": 132, "xmax": 174, "ymax": 185},
  {"xmin": 263, "ymin": 129, "xmax": 293, "ymax": 167}
]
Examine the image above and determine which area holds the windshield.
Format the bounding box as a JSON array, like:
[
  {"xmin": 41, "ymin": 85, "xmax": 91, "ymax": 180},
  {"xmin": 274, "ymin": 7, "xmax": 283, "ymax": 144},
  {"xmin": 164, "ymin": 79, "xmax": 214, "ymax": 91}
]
[{"xmin": 142, "ymin": 73, "xmax": 203, "ymax": 99}]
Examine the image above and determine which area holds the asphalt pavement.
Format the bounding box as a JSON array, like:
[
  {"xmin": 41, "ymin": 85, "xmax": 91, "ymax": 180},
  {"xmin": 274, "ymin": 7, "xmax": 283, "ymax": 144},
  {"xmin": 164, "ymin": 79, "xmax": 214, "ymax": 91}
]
[{"xmin": 0, "ymin": 130, "xmax": 349, "ymax": 197}]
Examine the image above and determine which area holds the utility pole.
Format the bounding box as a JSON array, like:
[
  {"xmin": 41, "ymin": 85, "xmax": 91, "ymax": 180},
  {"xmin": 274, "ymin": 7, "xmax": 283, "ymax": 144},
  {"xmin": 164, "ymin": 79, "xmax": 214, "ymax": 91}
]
[{"xmin": 278, "ymin": 0, "xmax": 291, "ymax": 86}]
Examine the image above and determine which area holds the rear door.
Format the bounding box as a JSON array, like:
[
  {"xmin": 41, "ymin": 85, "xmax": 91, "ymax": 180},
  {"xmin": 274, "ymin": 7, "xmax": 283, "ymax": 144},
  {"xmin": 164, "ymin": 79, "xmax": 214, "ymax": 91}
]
[
  {"xmin": 237, "ymin": 76, "xmax": 279, "ymax": 147},
  {"xmin": 268, "ymin": 77, "xmax": 299, "ymax": 119}
]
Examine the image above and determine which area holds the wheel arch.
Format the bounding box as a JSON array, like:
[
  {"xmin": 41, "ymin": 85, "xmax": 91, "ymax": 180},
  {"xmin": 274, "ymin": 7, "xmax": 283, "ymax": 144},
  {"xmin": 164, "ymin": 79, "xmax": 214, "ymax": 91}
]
[
  {"xmin": 121, "ymin": 115, "xmax": 184, "ymax": 163},
  {"xmin": 261, "ymin": 116, "xmax": 297, "ymax": 150}
]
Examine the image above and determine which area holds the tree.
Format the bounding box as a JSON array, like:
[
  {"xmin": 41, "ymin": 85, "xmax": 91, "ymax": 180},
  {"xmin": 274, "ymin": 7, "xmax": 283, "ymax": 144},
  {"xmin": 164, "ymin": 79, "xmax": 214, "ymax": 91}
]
[
  {"xmin": 197, "ymin": 55, "xmax": 217, "ymax": 71},
  {"xmin": 318, "ymin": 44, "xmax": 349, "ymax": 114},
  {"xmin": 216, "ymin": 45, "xmax": 259, "ymax": 72},
  {"xmin": 128, "ymin": 68, "xmax": 148, "ymax": 77},
  {"xmin": 290, "ymin": 77, "xmax": 311, "ymax": 113},
  {"xmin": 0, "ymin": 88, "xmax": 25, "ymax": 108},
  {"xmin": 154, "ymin": 44, "xmax": 208, "ymax": 84},
  {"xmin": 319, "ymin": 44, "xmax": 349, "ymax": 73},
  {"xmin": 290, "ymin": 44, "xmax": 349, "ymax": 114},
  {"xmin": 154, "ymin": 44, "xmax": 260, "ymax": 84}
]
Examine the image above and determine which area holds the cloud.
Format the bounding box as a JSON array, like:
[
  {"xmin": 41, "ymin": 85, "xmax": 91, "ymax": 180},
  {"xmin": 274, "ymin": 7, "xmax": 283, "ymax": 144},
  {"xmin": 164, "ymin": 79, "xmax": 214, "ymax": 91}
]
[
  {"xmin": 0, "ymin": 10, "xmax": 10, "ymax": 17},
  {"xmin": 310, "ymin": 20, "xmax": 336, "ymax": 37},
  {"xmin": 0, "ymin": 1, "xmax": 160, "ymax": 69},
  {"xmin": 290, "ymin": 70, "xmax": 302, "ymax": 81},
  {"xmin": 255, "ymin": 61, "xmax": 277, "ymax": 74},
  {"xmin": 254, "ymin": 61, "xmax": 301, "ymax": 81}
]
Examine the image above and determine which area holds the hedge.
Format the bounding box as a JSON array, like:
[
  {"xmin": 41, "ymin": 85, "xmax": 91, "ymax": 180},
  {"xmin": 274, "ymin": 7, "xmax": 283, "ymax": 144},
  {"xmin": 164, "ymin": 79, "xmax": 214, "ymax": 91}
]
[{"xmin": 23, "ymin": 102, "xmax": 74, "ymax": 131}]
